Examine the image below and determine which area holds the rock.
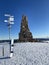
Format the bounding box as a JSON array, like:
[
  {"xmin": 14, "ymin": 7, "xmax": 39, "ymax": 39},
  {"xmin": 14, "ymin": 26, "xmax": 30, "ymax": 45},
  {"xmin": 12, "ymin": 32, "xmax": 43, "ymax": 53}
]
[{"xmin": 19, "ymin": 15, "xmax": 33, "ymax": 42}]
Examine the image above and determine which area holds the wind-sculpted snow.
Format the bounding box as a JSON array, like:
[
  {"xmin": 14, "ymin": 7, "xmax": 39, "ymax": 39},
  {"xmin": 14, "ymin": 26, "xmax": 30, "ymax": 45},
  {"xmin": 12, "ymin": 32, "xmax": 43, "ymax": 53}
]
[{"xmin": 0, "ymin": 42, "xmax": 49, "ymax": 65}]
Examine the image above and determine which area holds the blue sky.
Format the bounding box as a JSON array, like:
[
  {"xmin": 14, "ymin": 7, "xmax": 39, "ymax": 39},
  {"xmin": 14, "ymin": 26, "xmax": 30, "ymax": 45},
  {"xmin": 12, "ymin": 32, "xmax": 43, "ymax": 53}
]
[{"xmin": 0, "ymin": 0, "xmax": 49, "ymax": 40}]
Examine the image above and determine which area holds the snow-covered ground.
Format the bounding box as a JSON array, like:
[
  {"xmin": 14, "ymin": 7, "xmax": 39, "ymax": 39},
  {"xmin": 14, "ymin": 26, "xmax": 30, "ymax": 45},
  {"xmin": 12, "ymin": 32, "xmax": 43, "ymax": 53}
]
[
  {"xmin": 0, "ymin": 42, "xmax": 49, "ymax": 65},
  {"xmin": 0, "ymin": 42, "xmax": 10, "ymax": 58}
]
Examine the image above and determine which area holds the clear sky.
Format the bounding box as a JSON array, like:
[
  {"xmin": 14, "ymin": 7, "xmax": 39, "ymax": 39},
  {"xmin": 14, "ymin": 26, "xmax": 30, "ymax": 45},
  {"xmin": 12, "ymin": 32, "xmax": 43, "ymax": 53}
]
[{"xmin": 0, "ymin": 0, "xmax": 49, "ymax": 40}]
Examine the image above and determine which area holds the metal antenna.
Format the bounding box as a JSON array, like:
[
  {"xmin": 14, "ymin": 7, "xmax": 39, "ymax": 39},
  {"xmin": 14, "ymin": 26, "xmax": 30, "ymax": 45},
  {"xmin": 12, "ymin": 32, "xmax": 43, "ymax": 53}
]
[{"xmin": 4, "ymin": 14, "xmax": 14, "ymax": 40}]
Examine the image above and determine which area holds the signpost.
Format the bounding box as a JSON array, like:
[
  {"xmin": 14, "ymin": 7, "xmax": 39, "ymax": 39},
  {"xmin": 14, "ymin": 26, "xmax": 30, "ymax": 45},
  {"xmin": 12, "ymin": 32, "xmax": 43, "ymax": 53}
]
[{"xmin": 4, "ymin": 14, "xmax": 14, "ymax": 40}]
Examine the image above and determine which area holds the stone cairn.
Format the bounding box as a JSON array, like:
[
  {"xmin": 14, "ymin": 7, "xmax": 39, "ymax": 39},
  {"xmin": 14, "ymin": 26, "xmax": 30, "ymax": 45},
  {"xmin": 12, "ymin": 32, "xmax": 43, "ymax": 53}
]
[{"xmin": 19, "ymin": 15, "xmax": 33, "ymax": 42}]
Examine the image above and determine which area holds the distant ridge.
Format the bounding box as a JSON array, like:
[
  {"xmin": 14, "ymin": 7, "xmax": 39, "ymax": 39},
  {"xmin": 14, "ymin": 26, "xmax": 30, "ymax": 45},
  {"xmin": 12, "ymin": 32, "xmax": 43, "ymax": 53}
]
[
  {"xmin": 0, "ymin": 38, "xmax": 49, "ymax": 43},
  {"xmin": 35, "ymin": 38, "xmax": 49, "ymax": 41},
  {"xmin": 0, "ymin": 40, "xmax": 11, "ymax": 44}
]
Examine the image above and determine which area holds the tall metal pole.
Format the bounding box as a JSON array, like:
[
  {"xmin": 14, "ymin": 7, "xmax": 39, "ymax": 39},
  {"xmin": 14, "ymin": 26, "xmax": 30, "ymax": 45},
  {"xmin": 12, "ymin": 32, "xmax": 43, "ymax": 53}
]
[
  {"xmin": 9, "ymin": 25, "xmax": 10, "ymax": 40},
  {"xmin": 8, "ymin": 24, "xmax": 11, "ymax": 40}
]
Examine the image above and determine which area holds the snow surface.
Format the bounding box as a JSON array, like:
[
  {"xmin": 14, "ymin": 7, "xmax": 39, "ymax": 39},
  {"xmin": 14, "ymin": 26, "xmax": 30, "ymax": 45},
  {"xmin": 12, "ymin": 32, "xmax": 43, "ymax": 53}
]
[{"xmin": 0, "ymin": 42, "xmax": 49, "ymax": 65}]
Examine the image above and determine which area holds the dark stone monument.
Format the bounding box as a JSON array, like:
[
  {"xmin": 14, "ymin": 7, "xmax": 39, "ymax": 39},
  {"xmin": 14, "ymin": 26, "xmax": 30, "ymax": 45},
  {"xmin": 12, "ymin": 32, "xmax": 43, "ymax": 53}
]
[{"xmin": 19, "ymin": 15, "xmax": 33, "ymax": 42}]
